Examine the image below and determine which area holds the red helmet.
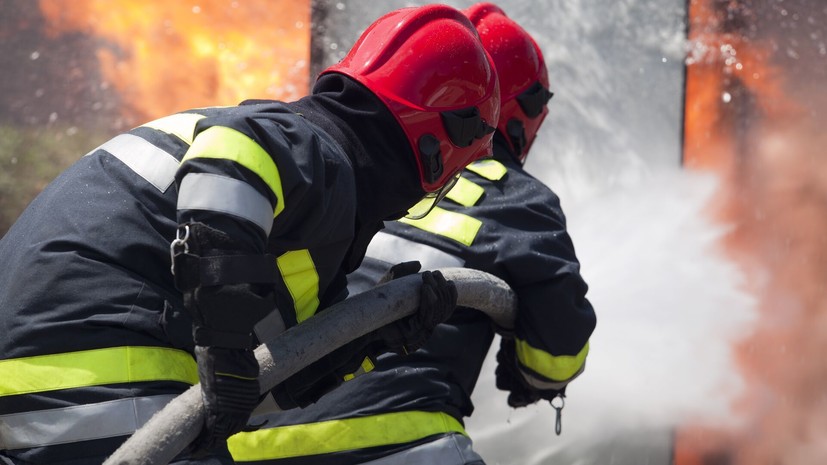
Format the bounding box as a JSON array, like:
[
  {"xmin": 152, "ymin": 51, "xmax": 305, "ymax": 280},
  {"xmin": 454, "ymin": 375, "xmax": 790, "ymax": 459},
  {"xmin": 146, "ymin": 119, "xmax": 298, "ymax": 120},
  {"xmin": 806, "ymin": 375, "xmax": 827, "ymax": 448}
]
[
  {"xmin": 464, "ymin": 3, "xmax": 553, "ymax": 164},
  {"xmin": 322, "ymin": 4, "xmax": 500, "ymax": 193}
]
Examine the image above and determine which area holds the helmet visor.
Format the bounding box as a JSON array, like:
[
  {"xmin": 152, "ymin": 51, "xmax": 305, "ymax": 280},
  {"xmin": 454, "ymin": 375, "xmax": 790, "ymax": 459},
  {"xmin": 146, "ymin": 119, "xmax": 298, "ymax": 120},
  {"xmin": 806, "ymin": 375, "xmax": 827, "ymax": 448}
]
[{"xmin": 404, "ymin": 172, "xmax": 461, "ymax": 220}]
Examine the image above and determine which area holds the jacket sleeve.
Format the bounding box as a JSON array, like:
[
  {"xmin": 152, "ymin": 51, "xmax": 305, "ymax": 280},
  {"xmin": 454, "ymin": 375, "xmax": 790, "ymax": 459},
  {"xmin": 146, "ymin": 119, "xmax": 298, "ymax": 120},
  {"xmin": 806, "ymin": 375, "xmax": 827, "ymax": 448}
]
[
  {"xmin": 174, "ymin": 108, "xmax": 291, "ymax": 252},
  {"xmin": 486, "ymin": 178, "xmax": 596, "ymax": 389},
  {"xmin": 172, "ymin": 104, "xmax": 356, "ymax": 328}
]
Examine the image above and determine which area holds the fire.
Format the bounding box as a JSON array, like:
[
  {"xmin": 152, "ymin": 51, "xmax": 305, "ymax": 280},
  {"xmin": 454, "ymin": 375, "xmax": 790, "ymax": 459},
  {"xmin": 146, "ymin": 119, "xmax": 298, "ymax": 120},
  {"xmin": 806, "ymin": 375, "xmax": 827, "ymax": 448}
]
[
  {"xmin": 37, "ymin": 0, "xmax": 311, "ymax": 122},
  {"xmin": 679, "ymin": 0, "xmax": 827, "ymax": 464}
]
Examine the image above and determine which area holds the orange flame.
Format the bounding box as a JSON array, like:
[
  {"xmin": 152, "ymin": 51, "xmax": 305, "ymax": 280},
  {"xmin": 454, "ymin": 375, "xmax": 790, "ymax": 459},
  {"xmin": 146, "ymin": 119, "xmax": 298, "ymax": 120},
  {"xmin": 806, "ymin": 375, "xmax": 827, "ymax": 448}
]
[
  {"xmin": 38, "ymin": 0, "xmax": 310, "ymax": 122},
  {"xmin": 679, "ymin": 1, "xmax": 827, "ymax": 464}
]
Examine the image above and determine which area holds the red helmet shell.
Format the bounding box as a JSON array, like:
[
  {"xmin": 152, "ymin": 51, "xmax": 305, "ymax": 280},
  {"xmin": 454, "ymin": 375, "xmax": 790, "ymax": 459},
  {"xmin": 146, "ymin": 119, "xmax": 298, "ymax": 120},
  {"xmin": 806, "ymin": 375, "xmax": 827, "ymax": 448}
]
[
  {"xmin": 464, "ymin": 3, "xmax": 551, "ymax": 163},
  {"xmin": 322, "ymin": 5, "xmax": 500, "ymax": 192}
]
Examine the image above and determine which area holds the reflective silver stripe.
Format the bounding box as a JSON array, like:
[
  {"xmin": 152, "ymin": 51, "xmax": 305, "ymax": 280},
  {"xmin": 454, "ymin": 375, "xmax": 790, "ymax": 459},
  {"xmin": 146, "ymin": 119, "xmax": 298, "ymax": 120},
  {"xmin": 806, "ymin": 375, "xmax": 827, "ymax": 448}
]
[
  {"xmin": 365, "ymin": 232, "xmax": 464, "ymax": 270},
  {"xmin": 0, "ymin": 394, "xmax": 176, "ymax": 450},
  {"xmin": 177, "ymin": 172, "xmax": 275, "ymax": 236},
  {"xmin": 89, "ymin": 134, "xmax": 180, "ymax": 193},
  {"xmin": 254, "ymin": 310, "xmax": 287, "ymax": 348},
  {"xmin": 518, "ymin": 363, "xmax": 584, "ymax": 391},
  {"xmin": 359, "ymin": 434, "xmax": 482, "ymax": 465}
]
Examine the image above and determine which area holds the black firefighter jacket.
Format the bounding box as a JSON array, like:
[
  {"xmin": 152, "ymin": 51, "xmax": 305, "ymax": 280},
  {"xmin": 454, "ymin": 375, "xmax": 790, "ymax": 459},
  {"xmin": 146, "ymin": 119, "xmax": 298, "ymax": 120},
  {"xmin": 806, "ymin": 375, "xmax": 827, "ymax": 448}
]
[
  {"xmin": 0, "ymin": 100, "xmax": 367, "ymax": 464},
  {"xmin": 228, "ymin": 137, "xmax": 597, "ymax": 465}
]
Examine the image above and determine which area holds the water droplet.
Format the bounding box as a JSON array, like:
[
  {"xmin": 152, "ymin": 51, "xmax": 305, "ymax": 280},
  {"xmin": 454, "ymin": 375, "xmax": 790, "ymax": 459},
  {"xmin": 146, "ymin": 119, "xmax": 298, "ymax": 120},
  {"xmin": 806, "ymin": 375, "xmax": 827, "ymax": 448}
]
[
  {"xmin": 722, "ymin": 92, "xmax": 732, "ymax": 103},
  {"xmin": 30, "ymin": 51, "xmax": 40, "ymax": 60}
]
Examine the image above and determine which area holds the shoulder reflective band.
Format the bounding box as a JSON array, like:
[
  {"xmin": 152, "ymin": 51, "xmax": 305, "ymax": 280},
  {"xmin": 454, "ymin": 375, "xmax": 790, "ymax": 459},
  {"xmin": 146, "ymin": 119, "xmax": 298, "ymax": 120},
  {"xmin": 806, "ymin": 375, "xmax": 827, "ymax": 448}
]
[
  {"xmin": 0, "ymin": 394, "xmax": 176, "ymax": 450},
  {"xmin": 182, "ymin": 125, "xmax": 286, "ymax": 218},
  {"xmin": 277, "ymin": 249, "xmax": 320, "ymax": 324},
  {"xmin": 88, "ymin": 133, "xmax": 180, "ymax": 193},
  {"xmin": 228, "ymin": 410, "xmax": 467, "ymax": 462},
  {"xmin": 140, "ymin": 113, "xmax": 206, "ymax": 145},
  {"xmin": 0, "ymin": 346, "xmax": 198, "ymax": 397},
  {"xmin": 515, "ymin": 339, "xmax": 590, "ymax": 382},
  {"xmin": 399, "ymin": 207, "xmax": 482, "ymax": 247},
  {"xmin": 444, "ymin": 176, "xmax": 484, "ymax": 207},
  {"xmin": 365, "ymin": 232, "xmax": 464, "ymax": 270},
  {"xmin": 178, "ymin": 172, "xmax": 276, "ymax": 236},
  {"xmin": 465, "ymin": 159, "xmax": 507, "ymax": 181}
]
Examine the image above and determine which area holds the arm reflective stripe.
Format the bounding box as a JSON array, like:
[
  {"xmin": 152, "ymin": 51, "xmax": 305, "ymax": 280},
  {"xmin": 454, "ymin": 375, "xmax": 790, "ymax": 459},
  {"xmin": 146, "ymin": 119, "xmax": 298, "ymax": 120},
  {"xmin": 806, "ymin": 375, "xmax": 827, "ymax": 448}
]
[
  {"xmin": 444, "ymin": 176, "xmax": 484, "ymax": 207},
  {"xmin": 515, "ymin": 339, "xmax": 590, "ymax": 382},
  {"xmin": 341, "ymin": 356, "xmax": 375, "ymax": 382},
  {"xmin": 399, "ymin": 207, "xmax": 482, "ymax": 247},
  {"xmin": 466, "ymin": 159, "xmax": 507, "ymax": 181},
  {"xmin": 178, "ymin": 172, "xmax": 275, "ymax": 236},
  {"xmin": 90, "ymin": 134, "xmax": 180, "ymax": 192},
  {"xmin": 0, "ymin": 394, "xmax": 176, "ymax": 450},
  {"xmin": 140, "ymin": 113, "xmax": 205, "ymax": 145},
  {"xmin": 183, "ymin": 126, "xmax": 286, "ymax": 218},
  {"xmin": 228, "ymin": 411, "xmax": 466, "ymax": 462},
  {"xmin": 0, "ymin": 347, "xmax": 198, "ymax": 397},
  {"xmin": 365, "ymin": 231, "xmax": 465, "ymax": 270},
  {"xmin": 277, "ymin": 249, "xmax": 320, "ymax": 324}
]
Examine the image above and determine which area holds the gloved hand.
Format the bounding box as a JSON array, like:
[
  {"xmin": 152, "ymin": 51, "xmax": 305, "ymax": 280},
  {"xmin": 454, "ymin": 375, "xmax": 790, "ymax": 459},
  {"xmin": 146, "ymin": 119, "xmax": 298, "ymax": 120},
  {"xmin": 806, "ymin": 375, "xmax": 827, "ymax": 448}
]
[
  {"xmin": 269, "ymin": 266, "xmax": 457, "ymax": 409},
  {"xmin": 375, "ymin": 269, "xmax": 458, "ymax": 355},
  {"xmin": 186, "ymin": 283, "xmax": 273, "ymax": 451},
  {"xmin": 377, "ymin": 260, "xmax": 423, "ymax": 285},
  {"xmin": 495, "ymin": 337, "xmax": 561, "ymax": 408},
  {"xmin": 194, "ymin": 346, "xmax": 261, "ymax": 450},
  {"xmin": 173, "ymin": 222, "xmax": 276, "ymax": 451}
]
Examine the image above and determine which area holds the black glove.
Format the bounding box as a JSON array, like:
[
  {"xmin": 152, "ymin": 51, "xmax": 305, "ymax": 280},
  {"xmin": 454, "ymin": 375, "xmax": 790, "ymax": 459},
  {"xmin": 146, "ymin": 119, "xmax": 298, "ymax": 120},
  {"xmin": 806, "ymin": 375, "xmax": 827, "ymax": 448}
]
[
  {"xmin": 495, "ymin": 338, "xmax": 562, "ymax": 408},
  {"xmin": 173, "ymin": 222, "xmax": 276, "ymax": 451},
  {"xmin": 193, "ymin": 346, "xmax": 261, "ymax": 450},
  {"xmin": 375, "ymin": 269, "xmax": 457, "ymax": 355},
  {"xmin": 377, "ymin": 260, "xmax": 423, "ymax": 285},
  {"xmin": 269, "ymin": 266, "xmax": 457, "ymax": 409}
]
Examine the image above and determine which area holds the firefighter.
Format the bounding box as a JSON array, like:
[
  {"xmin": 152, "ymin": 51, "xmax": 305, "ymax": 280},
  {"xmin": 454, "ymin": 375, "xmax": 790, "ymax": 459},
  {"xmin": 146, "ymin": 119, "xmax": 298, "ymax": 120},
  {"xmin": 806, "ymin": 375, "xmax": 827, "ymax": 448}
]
[
  {"xmin": 0, "ymin": 5, "xmax": 500, "ymax": 464},
  {"xmin": 227, "ymin": 4, "xmax": 596, "ymax": 465}
]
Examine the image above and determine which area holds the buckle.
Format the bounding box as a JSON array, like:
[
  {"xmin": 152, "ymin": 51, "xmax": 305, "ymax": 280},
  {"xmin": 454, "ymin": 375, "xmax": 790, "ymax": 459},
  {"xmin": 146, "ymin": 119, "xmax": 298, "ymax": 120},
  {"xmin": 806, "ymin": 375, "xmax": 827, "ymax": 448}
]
[{"xmin": 169, "ymin": 224, "xmax": 191, "ymax": 276}]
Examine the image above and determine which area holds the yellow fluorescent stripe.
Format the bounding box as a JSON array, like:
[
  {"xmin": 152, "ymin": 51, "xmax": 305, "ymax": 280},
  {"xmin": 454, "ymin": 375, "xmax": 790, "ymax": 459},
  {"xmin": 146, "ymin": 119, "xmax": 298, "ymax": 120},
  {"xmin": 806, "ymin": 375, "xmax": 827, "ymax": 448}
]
[
  {"xmin": 444, "ymin": 176, "xmax": 484, "ymax": 207},
  {"xmin": 400, "ymin": 207, "xmax": 482, "ymax": 246},
  {"xmin": 342, "ymin": 356, "xmax": 375, "ymax": 382},
  {"xmin": 516, "ymin": 339, "xmax": 589, "ymax": 382},
  {"xmin": 277, "ymin": 249, "xmax": 320, "ymax": 323},
  {"xmin": 140, "ymin": 113, "xmax": 206, "ymax": 145},
  {"xmin": 182, "ymin": 126, "xmax": 285, "ymax": 218},
  {"xmin": 466, "ymin": 159, "xmax": 507, "ymax": 181},
  {"xmin": 0, "ymin": 346, "xmax": 198, "ymax": 397},
  {"xmin": 228, "ymin": 411, "xmax": 467, "ymax": 462}
]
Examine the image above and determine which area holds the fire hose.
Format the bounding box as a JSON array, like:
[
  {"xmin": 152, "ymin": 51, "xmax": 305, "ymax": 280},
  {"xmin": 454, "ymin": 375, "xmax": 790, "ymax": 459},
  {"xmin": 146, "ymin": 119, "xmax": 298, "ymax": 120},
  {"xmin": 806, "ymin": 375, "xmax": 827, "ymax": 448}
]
[{"xmin": 103, "ymin": 268, "xmax": 517, "ymax": 465}]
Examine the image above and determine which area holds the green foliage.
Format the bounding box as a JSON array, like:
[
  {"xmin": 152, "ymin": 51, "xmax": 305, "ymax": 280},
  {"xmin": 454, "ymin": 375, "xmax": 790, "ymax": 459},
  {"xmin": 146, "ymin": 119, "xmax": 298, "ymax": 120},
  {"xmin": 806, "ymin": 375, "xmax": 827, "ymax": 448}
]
[{"xmin": 0, "ymin": 125, "xmax": 109, "ymax": 236}]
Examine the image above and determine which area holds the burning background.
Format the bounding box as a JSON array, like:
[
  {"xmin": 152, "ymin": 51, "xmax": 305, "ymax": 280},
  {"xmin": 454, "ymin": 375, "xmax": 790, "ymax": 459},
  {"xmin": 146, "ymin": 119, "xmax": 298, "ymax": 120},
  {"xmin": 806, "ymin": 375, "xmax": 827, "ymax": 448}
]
[
  {"xmin": 678, "ymin": 0, "xmax": 827, "ymax": 464},
  {"xmin": 1, "ymin": 0, "xmax": 827, "ymax": 464},
  {"xmin": 0, "ymin": 0, "xmax": 310, "ymax": 231}
]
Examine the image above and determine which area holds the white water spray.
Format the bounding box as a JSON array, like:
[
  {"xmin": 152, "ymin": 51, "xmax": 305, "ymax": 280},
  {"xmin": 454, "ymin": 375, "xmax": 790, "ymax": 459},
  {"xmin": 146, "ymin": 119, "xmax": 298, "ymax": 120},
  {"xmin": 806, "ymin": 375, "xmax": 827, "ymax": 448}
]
[{"xmin": 466, "ymin": 168, "xmax": 757, "ymax": 464}]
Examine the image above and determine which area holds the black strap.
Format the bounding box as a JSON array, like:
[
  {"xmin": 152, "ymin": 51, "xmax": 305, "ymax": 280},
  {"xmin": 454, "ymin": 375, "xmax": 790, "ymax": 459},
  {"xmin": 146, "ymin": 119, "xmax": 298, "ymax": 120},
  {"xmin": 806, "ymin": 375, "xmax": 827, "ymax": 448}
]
[
  {"xmin": 194, "ymin": 326, "xmax": 257, "ymax": 349},
  {"xmin": 174, "ymin": 252, "xmax": 278, "ymax": 291}
]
